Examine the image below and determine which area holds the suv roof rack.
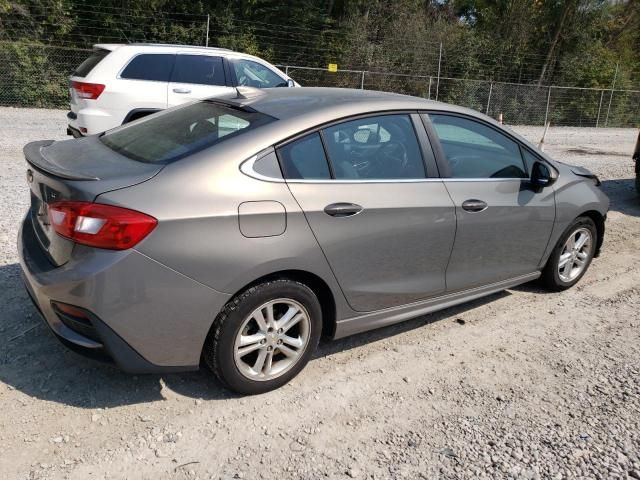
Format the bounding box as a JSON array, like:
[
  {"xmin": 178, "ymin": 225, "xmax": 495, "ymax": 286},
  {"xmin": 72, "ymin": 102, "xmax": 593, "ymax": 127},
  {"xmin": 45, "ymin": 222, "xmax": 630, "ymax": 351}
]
[{"xmin": 127, "ymin": 43, "xmax": 233, "ymax": 52}]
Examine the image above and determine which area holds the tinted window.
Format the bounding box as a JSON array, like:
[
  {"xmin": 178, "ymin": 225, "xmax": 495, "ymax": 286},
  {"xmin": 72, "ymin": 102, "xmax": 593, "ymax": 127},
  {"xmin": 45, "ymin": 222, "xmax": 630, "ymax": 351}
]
[
  {"xmin": 429, "ymin": 114, "xmax": 527, "ymax": 178},
  {"xmin": 74, "ymin": 49, "xmax": 109, "ymax": 77},
  {"xmin": 101, "ymin": 101, "xmax": 275, "ymax": 164},
  {"xmin": 232, "ymin": 59, "xmax": 287, "ymax": 88},
  {"xmin": 121, "ymin": 54, "xmax": 175, "ymax": 82},
  {"xmin": 171, "ymin": 55, "xmax": 226, "ymax": 86},
  {"xmin": 323, "ymin": 115, "xmax": 426, "ymax": 180},
  {"xmin": 278, "ymin": 133, "xmax": 331, "ymax": 180}
]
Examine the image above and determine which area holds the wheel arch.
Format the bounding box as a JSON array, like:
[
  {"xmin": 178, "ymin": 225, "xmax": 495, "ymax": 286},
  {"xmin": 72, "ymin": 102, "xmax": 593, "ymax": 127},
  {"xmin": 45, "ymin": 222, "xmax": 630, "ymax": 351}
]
[
  {"xmin": 122, "ymin": 108, "xmax": 162, "ymax": 125},
  {"xmin": 579, "ymin": 209, "xmax": 605, "ymax": 257},
  {"xmin": 224, "ymin": 269, "xmax": 337, "ymax": 339}
]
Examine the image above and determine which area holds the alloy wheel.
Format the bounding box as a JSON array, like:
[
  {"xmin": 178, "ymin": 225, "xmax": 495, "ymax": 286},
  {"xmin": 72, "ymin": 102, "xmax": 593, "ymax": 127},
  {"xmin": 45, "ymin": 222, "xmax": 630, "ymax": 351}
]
[
  {"xmin": 233, "ymin": 298, "xmax": 311, "ymax": 381},
  {"xmin": 557, "ymin": 227, "xmax": 593, "ymax": 283}
]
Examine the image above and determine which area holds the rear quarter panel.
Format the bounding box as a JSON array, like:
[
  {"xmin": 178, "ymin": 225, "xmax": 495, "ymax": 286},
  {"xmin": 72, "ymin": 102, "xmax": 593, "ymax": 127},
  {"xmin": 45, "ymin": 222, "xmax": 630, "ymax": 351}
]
[{"xmin": 96, "ymin": 138, "xmax": 354, "ymax": 319}]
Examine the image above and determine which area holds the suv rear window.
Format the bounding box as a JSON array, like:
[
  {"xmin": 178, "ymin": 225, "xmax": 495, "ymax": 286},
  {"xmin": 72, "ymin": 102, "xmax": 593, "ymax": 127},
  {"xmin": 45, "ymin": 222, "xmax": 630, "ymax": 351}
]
[
  {"xmin": 120, "ymin": 54, "xmax": 175, "ymax": 82},
  {"xmin": 100, "ymin": 101, "xmax": 275, "ymax": 164},
  {"xmin": 73, "ymin": 49, "xmax": 109, "ymax": 77}
]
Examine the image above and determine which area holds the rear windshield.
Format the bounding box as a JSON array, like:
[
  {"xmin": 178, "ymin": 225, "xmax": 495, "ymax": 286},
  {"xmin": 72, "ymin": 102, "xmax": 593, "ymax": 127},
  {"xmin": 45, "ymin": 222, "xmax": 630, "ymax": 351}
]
[
  {"xmin": 100, "ymin": 101, "xmax": 276, "ymax": 164},
  {"xmin": 73, "ymin": 49, "xmax": 109, "ymax": 77}
]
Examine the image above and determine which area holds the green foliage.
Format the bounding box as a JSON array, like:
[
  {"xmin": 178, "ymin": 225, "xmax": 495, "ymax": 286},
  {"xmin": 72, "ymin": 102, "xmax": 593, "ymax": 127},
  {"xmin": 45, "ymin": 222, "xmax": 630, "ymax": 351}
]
[
  {"xmin": 0, "ymin": 41, "xmax": 76, "ymax": 107},
  {"xmin": 0, "ymin": 0, "xmax": 638, "ymax": 125}
]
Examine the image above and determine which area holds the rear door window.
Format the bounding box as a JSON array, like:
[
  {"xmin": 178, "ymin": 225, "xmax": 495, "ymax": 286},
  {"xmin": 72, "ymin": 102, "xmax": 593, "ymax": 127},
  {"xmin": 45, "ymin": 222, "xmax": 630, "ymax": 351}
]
[
  {"xmin": 100, "ymin": 101, "xmax": 275, "ymax": 164},
  {"xmin": 171, "ymin": 55, "xmax": 226, "ymax": 86},
  {"xmin": 120, "ymin": 54, "xmax": 175, "ymax": 82},
  {"xmin": 278, "ymin": 133, "xmax": 331, "ymax": 180},
  {"xmin": 73, "ymin": 49, "xmax": 110, "ymax": 77}
]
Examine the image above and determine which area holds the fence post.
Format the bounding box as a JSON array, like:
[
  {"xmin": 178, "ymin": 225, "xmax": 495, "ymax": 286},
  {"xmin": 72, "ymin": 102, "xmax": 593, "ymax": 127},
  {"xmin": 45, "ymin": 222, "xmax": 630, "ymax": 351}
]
[
  {"xmin": 485, "ymin": 82, "xmax": 493, "ymax": 115},
  {"xmin": 360, "ymin": 71, "xmax": 366, "ymax": 89},
  {"xmin": 205, "ymin": 14, "xmax": 210, "ymax": 47},
  {"xmin": 285, "ymin": 65, "xmax": 289, "ymax": 76},
  {"xmin": 428, "ymin": 77, "xmax": 432, "ymax": 99},
  {"xmin": 596, "ymin": 90, "xmax": 604, "ymax": 127},
  {"xmin": 544, "ymin": 86, "xmax": 552, "ymax": 126},
  {"xmin": 435, "ymin": 42, "xmax": 442, "ymax": 101},
  {"xmin": 604, "ymin": 61, "xmax": 619, "ymax": 127}
]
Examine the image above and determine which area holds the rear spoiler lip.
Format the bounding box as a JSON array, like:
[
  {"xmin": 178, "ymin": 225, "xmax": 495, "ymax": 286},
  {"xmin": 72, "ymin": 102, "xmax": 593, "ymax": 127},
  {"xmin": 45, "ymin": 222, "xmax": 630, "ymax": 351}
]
[{"xmin": 23, "ymin": 140, "xmax": 99, "ymax": 181}]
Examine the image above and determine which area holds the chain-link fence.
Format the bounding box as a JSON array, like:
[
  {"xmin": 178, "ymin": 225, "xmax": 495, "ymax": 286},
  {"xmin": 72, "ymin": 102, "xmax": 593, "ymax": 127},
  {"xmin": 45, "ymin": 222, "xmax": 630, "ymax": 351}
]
[
  {"xmin": 285, "ymin": 65, "xmax": 639, "ymax": 127},
  {"xmin": 0, "ymin": 41, "xmax": 638, "ymax": 127},
  {"xmin": 0, "ymin": 42, "xmax": 91, "ymax": 108}
]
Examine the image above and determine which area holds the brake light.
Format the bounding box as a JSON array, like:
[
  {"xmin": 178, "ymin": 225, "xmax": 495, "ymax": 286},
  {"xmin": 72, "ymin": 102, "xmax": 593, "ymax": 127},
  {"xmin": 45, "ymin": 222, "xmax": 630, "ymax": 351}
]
[
  {"xmin": 48, "ymin": 201, "xmax": 157, "ymax": 250},
  {"xmin": 71, "ymin": 81, "xmax": 105, "ymax": 100},
  {"xmin": 52, "ymin": 302, "xmax": 90, "ymax": 320}
]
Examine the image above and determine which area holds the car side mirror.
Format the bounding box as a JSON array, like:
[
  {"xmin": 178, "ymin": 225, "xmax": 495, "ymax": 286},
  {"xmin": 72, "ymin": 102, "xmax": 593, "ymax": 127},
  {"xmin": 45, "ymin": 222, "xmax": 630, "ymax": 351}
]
[
  {"xmin": 530, "ymin": 161, "xmax": 556, "ymax": 189},
  {"xmin": 287, "ymin": 78, "xmax": 295, "ymax": 88}
]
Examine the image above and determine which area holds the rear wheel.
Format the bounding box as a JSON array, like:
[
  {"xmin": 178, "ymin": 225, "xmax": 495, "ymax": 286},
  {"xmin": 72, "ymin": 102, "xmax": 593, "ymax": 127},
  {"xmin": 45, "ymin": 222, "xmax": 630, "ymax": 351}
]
[
  {"xmin": 540, "ymin": 216, "xmax": 597, "ymax": 291},
  {"xmin": 203, "ymin": 279, "xmax": 322, "ymax": 395}
]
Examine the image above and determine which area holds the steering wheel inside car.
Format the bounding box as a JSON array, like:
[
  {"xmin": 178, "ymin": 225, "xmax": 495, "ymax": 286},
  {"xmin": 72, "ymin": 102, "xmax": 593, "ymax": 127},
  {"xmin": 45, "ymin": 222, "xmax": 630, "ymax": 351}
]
[{"xmin": 374, "ymin": 141, "xmax": 409, "ymax": 173}]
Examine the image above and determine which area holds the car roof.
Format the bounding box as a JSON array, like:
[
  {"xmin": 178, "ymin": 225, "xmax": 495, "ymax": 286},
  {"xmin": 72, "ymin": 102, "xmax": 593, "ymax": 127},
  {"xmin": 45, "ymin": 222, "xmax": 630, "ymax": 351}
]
[
  {"xmin": 219, "ymin": 87, "xmax": 487, "ymax": 124},
  {"xmin": 91, "ymin": 43, "xmax": 283, "ymax": 62}
]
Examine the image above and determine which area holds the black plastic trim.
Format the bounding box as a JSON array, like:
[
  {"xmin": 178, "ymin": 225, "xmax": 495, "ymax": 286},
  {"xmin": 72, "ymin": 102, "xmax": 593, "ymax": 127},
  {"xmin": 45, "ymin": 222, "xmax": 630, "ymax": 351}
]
[
  {"xmin": 410, "ymin": 113, "xmax": 439, "ymax": 178},
  {"xmin": 67, "ymin": 125, "xmax": 83, "ymax": 138},
  {"xmin": 419, "ymin": 113, "xmax": 451, "ymax": 177},
  {"xmin": 222, "ymin": 57, "xmax": 234, "ymax": 87},
  {"xmin": 122, "ymin": 108, "xmax": 162, "ymax": 125}
]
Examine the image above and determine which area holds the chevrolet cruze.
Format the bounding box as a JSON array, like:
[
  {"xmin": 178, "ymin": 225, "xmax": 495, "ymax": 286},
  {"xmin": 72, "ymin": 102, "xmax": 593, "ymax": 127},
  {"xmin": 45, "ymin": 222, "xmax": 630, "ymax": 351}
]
[{"xmin": 19, "ymin": 88, "xmax": 609, "ymax": 394}]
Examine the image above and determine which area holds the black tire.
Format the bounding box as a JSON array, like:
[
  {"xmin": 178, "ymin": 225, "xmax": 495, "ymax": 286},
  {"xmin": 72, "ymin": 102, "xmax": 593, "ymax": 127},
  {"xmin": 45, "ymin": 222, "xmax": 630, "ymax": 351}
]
[
  {"xmin": 540, "ymin": 216, "xmax": 597, "ymax": 291},
  {"xmin": 203, "ymin": 279, "xmax": 322, "ymax": 395}
]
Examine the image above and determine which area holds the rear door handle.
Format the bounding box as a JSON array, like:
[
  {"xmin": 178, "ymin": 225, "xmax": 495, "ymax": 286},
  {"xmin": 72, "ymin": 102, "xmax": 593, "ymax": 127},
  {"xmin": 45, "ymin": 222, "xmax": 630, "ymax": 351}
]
[
  {"xmin": 172, "ymin": 87, "xmax": 191, "ymax": 94},
  {"xmin": 461, "ymin": 199, "xmax": 488, "ymax": 212},
  {"xmin": 324, "ymin": 203, "xmax": 363, "ymax": 217}
]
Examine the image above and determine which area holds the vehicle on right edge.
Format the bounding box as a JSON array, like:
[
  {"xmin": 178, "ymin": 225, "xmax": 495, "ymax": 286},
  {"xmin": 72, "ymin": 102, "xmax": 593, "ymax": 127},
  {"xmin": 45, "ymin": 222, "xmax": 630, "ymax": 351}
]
[{"xmin": 19, "ymin": 88, "xmax": 609, "ymax": 394}]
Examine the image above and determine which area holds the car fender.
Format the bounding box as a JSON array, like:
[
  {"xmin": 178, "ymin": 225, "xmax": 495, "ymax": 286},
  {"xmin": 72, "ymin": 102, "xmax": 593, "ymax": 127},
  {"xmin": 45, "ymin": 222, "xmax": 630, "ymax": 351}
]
[{"xmin": 538, "ymin": 168, "xmax": 609, "ymax": 268}]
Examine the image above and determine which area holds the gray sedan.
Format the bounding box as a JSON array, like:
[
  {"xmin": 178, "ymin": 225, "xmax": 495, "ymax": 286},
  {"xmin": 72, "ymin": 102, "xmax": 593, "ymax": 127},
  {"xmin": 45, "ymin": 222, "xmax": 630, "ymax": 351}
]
[{"xmin": 18, "ymin": 88, "xmax": 609, "ymax": 394}]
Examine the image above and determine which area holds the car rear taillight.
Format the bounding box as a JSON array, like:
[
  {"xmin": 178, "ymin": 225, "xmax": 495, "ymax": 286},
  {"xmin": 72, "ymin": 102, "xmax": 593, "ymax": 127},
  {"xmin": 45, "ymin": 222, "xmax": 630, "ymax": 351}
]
[
  {"xmin": 48, "ymin": 201, "xmax": 157, "ymax": 250},
  {"xmin": 71, "ymin": 81, "xmax": 105, "ymax": 100}
]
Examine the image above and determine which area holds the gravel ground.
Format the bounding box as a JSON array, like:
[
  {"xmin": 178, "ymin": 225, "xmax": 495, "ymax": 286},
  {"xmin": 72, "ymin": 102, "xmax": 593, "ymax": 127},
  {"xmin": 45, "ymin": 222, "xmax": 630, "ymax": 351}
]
[{"xmin": 0, "ymin": 107, "xmax": 639, "ymax": 480}]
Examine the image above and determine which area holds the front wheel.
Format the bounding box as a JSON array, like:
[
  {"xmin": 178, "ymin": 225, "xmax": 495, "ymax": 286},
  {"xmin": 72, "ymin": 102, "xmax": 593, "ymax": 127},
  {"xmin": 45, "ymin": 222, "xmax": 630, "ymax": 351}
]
[
  {"xmin": 540, "ymin": 216, "xmax": 597, "ymax": 291},
  {"xmin": 203, "ymin": 279, "xmax": 322, "ymax": 395}
]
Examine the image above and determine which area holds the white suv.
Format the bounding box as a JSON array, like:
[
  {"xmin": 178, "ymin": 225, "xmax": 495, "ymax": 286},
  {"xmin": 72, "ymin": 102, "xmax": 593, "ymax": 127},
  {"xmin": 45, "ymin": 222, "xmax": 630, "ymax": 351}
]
[{"xmin": 67, "ymin": 43, "xmax": 298, "ymax": 137}]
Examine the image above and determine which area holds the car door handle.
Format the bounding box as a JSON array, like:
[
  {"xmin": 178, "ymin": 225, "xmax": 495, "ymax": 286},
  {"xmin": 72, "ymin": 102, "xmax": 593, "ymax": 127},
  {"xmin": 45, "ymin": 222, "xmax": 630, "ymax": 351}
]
[
  {"xmin": 324, "ymin": 203, "xmax": 363, "ymax": 217},
  {"xmin": 461, "ymin": 199, "xmax": 488, "ymax": 212},
  {"xmin": 172, "ymin": 88, "xmax": 191, "ymax": 94}
]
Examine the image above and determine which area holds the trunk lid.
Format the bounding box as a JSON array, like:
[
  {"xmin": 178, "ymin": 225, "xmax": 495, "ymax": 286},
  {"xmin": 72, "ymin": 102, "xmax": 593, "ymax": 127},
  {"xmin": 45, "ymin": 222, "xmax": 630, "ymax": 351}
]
[{"xmin": 24, "ymin": 137, "xmax": 162, "ymax": 266}]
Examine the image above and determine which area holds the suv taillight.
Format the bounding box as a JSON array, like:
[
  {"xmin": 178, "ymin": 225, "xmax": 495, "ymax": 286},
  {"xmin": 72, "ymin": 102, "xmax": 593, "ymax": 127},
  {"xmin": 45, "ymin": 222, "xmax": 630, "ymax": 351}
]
[
  {"xmin": 71, "ymin": 81, "xmax": 105, "ymax": 100},
  {"xmin": 48, "ymin": 202, "xmax": 157, "ymax": 250}
]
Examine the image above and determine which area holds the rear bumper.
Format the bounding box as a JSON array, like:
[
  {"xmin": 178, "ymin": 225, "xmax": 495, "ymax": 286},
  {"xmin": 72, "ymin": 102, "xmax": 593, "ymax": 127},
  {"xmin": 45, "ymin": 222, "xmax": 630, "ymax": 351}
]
[
  {"xmin": 67, "ymin": 107, "xmax": 123, "ymax": 136},
  {"xmin": 18, "ymin": 213, "xmax": 231, "ymax": 373}
]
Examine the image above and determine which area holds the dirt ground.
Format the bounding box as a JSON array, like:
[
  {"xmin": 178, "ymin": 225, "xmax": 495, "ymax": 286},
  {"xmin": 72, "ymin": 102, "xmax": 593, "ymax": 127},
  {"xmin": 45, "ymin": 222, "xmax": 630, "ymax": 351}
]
[{"xmin": 0, "ymin": 108, "xmax": 638, "ymax": 480}]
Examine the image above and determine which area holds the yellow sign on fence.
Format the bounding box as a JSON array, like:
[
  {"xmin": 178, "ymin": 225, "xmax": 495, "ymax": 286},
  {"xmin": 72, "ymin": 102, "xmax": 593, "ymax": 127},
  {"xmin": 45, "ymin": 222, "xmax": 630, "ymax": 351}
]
[{"xmin": 327, "ymin": 63, "xmax": 338, "ymax": 73}]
